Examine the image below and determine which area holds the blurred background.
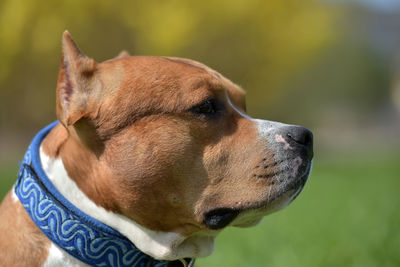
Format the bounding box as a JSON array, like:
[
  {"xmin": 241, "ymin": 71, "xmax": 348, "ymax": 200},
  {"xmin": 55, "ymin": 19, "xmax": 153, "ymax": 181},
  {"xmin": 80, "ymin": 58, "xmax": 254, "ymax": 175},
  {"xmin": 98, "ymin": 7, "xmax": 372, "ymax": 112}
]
[{"xmin": 0, "ymin": 0, "xmax": 399, "ymax": 266}]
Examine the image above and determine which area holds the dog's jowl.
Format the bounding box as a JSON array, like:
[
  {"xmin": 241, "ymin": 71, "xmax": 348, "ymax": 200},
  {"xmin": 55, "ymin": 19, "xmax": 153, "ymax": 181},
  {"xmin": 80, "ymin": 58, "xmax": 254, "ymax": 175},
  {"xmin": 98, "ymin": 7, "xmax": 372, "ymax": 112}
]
[{"xmin": 0, "ymin": 31, "xmax": 313, "ymax": 267}]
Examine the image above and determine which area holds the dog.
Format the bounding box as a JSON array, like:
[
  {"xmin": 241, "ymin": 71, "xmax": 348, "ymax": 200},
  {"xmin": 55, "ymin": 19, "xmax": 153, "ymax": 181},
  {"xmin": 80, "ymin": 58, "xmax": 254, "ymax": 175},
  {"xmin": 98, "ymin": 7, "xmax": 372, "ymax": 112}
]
[{"xmin": 0, "ymin": 31, "xmax": 313, "ymax": 266}]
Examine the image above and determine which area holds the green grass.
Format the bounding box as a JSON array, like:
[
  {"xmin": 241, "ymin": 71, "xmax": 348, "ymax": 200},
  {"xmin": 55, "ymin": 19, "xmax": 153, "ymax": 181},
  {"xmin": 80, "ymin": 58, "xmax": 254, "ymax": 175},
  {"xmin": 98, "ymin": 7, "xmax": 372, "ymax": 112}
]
[
  {"xmin": 0, "ymin": 161, "xmax": 19, "ymax": 198},
  {"xmin": 1, "ymin": 154, "xmax": 399, "ymax": 266}
]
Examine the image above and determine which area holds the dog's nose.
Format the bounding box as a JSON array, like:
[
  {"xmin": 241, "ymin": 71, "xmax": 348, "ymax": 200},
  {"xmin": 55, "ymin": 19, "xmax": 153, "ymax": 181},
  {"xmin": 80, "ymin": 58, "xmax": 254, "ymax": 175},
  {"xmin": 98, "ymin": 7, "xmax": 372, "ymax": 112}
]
[
  {"xmin": 286, "ymin": 126, "xmax": 313, "ymax": 147},
  {"xmin": 282, "ymin": 126, "xmax": 313, "ymax": 159}
]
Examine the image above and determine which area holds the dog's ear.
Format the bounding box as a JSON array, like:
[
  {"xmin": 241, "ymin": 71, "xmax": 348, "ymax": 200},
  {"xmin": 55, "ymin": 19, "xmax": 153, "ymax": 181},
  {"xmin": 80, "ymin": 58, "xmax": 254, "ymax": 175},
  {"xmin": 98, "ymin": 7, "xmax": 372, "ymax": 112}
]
[
  {"xmin": 115, "ymin": 50, "xmax": 130, "ymax": 59},
  {"xmin": 56, "ymin": 31, "xmax": 99, "ymax": 127}
]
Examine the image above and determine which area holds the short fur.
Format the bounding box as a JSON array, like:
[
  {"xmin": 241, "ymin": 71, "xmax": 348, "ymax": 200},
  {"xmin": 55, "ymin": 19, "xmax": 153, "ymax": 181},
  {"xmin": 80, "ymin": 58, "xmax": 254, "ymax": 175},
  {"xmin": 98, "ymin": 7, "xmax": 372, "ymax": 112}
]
[{"xmin": 0, "ymin": 31, "xmax": 313, "ymax": 266}]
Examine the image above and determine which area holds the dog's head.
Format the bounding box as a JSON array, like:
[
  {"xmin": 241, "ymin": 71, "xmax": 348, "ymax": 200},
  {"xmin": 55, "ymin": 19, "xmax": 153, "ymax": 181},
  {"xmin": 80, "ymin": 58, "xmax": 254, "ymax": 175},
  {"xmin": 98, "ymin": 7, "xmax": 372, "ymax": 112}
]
[{"xmin": 56, "ymin": 31, "xmax": 313, "ymax": 259}]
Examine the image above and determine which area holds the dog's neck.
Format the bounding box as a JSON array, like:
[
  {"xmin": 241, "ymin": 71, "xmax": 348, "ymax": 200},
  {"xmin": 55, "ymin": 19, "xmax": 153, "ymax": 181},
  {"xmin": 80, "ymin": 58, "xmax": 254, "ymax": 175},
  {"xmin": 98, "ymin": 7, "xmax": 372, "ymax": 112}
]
[{"xmin": 39, "ymin": 123, "xmax": 216, "ymax": 262}]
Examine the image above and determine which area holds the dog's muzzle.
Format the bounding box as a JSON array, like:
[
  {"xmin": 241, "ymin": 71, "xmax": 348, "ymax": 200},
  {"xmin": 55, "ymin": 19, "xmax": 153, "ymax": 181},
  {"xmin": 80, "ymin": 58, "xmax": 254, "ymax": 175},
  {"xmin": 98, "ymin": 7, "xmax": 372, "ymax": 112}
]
[{"xmin": 202, "ymin": 125, "xmax": 314, "ymax": 230}]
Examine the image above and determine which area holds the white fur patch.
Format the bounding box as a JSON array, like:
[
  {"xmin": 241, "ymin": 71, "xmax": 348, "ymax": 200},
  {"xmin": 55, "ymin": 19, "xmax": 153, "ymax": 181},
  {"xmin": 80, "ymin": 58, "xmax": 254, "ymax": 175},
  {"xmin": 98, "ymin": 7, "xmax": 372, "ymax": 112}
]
[
  {"xmin": 11, "ymin": 186, "xmax": 19, "ymax": 203},
  {"xmin": 43, "ymin": 243, "xmax": 89, "ymax": 267},
  {"xmin": 39, "ymin": 147, "xmax": 215, "ymax": 261},
  {"xmin": 226, "ymin": 92, "xmax": 288, "ymax": 138},
  {"xmin": 256, "ymin": 119, "xmax": 289, "ymax": 138}
]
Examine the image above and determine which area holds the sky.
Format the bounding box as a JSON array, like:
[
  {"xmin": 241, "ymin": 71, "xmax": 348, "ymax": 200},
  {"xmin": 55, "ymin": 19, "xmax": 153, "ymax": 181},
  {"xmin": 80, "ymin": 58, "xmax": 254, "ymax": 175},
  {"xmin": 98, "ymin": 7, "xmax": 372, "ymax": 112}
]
[
  {"xmin": 330, "ymin": 0, "xmax": 400, "ymax": 12},
  {"xmin": 359, "ymin": 0, "xmax": 400, "ymax": 11}
]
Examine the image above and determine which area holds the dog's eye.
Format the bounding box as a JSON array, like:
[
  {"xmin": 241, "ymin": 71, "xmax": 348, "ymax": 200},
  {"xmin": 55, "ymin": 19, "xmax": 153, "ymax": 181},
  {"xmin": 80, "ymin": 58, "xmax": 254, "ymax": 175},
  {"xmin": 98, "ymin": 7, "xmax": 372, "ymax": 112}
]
[{"xmin": 192, "ymin": 100, "xmax": 217, "ymax": 115}]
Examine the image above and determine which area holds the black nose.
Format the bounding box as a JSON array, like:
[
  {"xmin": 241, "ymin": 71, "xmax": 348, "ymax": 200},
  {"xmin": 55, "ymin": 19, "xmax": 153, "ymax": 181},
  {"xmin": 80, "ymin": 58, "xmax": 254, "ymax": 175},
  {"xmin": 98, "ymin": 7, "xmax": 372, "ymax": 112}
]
[
  {"xmin": 283, "ymin": 126, "xmax": 313, "ymax": 159},
  {"xmin": 286, "ymin": 126, "xmax": 313, "ymax": 147}
]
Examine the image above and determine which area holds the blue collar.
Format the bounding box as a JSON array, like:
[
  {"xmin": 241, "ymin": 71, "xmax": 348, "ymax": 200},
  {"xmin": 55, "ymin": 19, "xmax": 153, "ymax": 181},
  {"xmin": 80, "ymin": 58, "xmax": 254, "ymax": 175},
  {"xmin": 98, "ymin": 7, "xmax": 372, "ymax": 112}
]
[{"xmin": 14, "ymin": 121, "xmax": 194, "ymax": 267}]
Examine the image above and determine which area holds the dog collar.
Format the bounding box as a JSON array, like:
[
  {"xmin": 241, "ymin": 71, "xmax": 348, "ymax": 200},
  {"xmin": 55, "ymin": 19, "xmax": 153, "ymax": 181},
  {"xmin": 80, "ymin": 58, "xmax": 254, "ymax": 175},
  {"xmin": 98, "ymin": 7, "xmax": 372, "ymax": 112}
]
[{"xmin": 14, "ymin": 121, "xmax": 194, "ymax": 267}]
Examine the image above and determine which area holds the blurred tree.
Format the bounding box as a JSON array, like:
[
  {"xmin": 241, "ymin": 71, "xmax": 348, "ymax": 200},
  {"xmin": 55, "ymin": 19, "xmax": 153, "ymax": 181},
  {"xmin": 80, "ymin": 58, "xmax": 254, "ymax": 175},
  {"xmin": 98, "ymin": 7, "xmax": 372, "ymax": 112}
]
[{"xmin": 0, "ymin": 0, "xmax": 337, "ymax": 131}]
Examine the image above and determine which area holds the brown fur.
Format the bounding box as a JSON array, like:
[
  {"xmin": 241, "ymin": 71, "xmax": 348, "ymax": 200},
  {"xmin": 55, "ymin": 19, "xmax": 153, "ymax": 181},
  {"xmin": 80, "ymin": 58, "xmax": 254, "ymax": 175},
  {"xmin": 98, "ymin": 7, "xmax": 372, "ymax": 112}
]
[
  {"xmin": 42, "ymin": 33, "xmax": 279, "ymax": 235},
  {"xmin": 0, "ymin": 192, "xmax": 50, "ymax": 266},
  {"xmin": 0, "ymin": 31, "xmax": 282, "ymax": 265}
]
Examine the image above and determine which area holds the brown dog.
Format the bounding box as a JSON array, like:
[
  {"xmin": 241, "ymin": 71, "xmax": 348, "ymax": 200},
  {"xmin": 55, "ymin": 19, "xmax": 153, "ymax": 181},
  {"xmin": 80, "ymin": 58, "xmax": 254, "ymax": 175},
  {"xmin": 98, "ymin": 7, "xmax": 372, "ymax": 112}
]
[{"xmin": 0, "ymin": 31, "xmax": 313, "ymax": 266}]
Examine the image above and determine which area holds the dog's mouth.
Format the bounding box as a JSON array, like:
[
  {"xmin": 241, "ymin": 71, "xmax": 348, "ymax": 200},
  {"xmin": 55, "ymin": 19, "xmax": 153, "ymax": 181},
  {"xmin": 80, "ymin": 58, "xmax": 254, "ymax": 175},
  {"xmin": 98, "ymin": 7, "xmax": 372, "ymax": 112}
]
[
  {"xmin": 203, "ymin": 164, "xmax": 311, "ymax": 230},
  {"xmin": 202, "ymin": 190, "xmax": 299, "ymax": 230},
  {"xmin": 203, "ymin": 208, "xmax": 240, "ymax": 230}
]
